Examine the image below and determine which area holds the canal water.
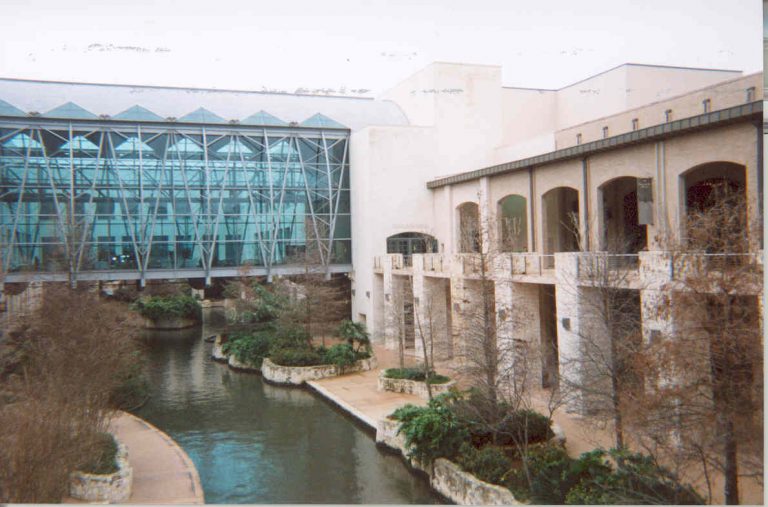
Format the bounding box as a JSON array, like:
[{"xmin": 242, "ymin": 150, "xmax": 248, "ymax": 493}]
[{"xmin": 134, "ymin": 309, "xmax": 438, "ymax": 504}]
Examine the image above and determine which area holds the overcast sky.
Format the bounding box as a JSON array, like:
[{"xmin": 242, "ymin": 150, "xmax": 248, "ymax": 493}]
[{"xmin": 0, "ymin": 0, "xmax": 761, "ymax": 96}]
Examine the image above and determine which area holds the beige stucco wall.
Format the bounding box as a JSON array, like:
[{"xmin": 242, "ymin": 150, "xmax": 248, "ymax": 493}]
[{"xmin": 557, "ymin": 73, "xmax": 761, "ymax": 148}]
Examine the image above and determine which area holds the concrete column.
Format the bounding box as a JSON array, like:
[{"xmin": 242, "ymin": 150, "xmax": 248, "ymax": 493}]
[
  {"xmin": 478, "ymin": 177, "xmax": 491, "ymax": 253},
  {"xmin": 412, "ymin": 259, "xmax": 426, "ymax": 358},
  {"xmin": 381, "ymin": 255, "xmax": 397, "ymax": 350},
  {"xmin": 494, "ymin": 279, "xmax": 543, "ymax": 389},
  {"xmin": 554, "ymin": 252, "xmax": 585, "ymax": 413}
]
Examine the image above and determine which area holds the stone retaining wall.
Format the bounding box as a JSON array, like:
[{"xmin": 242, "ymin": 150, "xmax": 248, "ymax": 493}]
[
  {"xmin": 228, "ymin": 354, "xmax": 261, "ymax": 372},
  {"xmin": 261, "ymin": 356, "xmax": 377, "ymax": 385},
  {"xmin": 144, "ymin": 315, "xmax": 198, "ymax": 330},
  {"xmin": 69, "ymin": 437, "xmax": 133, "ymax": 503},
  {"xmin": 211, "ymin": 335, "xmax": 228, "ymax": 362},
  {"xmin": 377, "ymin": 372, "xmax": 456, "ymax": 399},
  {"xmin": 376, "ymin": 417, "xmax": 525, "ymax": 505}
]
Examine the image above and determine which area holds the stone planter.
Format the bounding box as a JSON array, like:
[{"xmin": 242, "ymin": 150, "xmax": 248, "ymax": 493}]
[
  {"xmin": 211, "ymin": 335, "xmax": 229, "ymax": 362},
  {"xmin": 261, "ymin": 356, "xmax": 377, "ymax": 385},
  {"xmin": 69, "ymin": 437, "xmax": 133, "ymax": 504},
  {"xmin": 377, "ymin": 372, "xmax": 456, "ymax": 399},
  {"xmin": 143, "ymin": 315, "xmax": 198, "ymax": 330},
  {"xmin": 431, "ymin": 458, "xmax": 521, "ymax": 505},
  {"xmin": 376, "ymin": 416, "xmax": 564, "ymax": 505},
  {"xmin": 227, "ymin": 354, "xmax": 261, "ymax": 372}
]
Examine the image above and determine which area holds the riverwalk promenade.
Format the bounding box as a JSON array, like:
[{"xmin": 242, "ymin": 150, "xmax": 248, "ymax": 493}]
[{"xmin": 65, "ymin": 411, "xmax": 204, "ymax": 504}]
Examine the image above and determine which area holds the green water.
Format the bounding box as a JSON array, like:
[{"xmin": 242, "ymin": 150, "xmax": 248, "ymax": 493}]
[{"xmin": 135, "ymin": 310, "xmax": 439, "ymax": 504}]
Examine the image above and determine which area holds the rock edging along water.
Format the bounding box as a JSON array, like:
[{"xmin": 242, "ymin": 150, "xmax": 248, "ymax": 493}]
[
  {"xmin": 143, "ymin": 315, "xmax": 199, "ymax": 330},
  {"xmin": 377, "ymin": 371, "xmax": 456, "ymax": 399},
  {"xmin": 69, "ymin": 436, "xmax": 133, "ymax": 503},
  {"xmin": 261, "ymin": 356, "xmax": 378, "ymax": 385},
  {"xmin": 375, "ymin": 417, "xmax": 522, "ymax": 505}
]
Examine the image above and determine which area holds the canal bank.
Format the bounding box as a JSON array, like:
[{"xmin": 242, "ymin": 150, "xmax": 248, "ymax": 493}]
[{"xmin": 135, "ymin": 319, "xmax": 440, "ymax": 504}]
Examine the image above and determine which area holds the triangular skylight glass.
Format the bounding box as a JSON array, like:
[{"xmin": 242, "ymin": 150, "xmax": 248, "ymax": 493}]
[
  {"xmin": 268, "ymin": 138, "xmax": 298, "ymax": 158},
  {"xmin": 300, "ymin": 113, "xmax": 347, "ymax": 129},
  {"xmin": 241, "ymin": 110, "xmax": 288, "ymax": 126},
  {"xmin": 115, "ymin": 137, "xmax": 155, "ymax": 153},
  {"xmin": 114, "ymin": 105, "xmax": 164, "ymax": 122},
  {"xmin": 3, "ymin": 133, "xmax": 43, "ymax": 150},
  {"xmin": 44, "ymin": 102, "xmax": 98, "ymax": 120},
  {"xmin": 61, "ymin": 135, "xmax": 100, "ymax": 151},
  {"xmin": 216, "ymin": 138, "xmax": 254, "ymax": 154},
  {"xmin": 168, "ymin": 138, "xmax": 204, "ymax": 153},
  {"xmin": 179, "ymin": 108, "xmax": 225, "ymax": 124},
  {"xmin": 0, "ymin": 99, "xmax": 26, "ymax": 117}
]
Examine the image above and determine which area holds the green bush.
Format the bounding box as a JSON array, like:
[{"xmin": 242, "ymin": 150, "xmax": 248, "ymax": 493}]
[
  {"xmin": 224, "ymin": 331, "xmax": 273, "ymax": 367},
  {"xmin": 270, "ymin": 346, "xmax": 324, "ymax": 367},
  {"xmin": 338, "ymin": 319, "xmax": 371, "ymax": 354},
  {"xmin": 384, "ymin": 367, "xmax": 451, "ymax": 384},
  {"xmin": 270, "ymin": 323, "xmax": 312, "ymax": 350},
  {"xmin": 565, "ymin": 449, "xmax": 704, "ymax": 505},
  {"xmin": 109, "ymin": 351, "xmax": 149, "ymax": 410},
  {"xmin": 507, "ymin": 442, "xmax": 579, "ymax": 504},
  {"xmin": 391, "ymin": 392, "xmax": 469, "ymax": 465},
  {"xmin": 322, "ymin": 343, "xmax": 358, "ymax": 370},
  {"xmin": 131, "ymin": 293, "xmax": 201, "ymax": 321},
  {"xmin": 78, "ymin": 433, "xmax": 119, "ymax": 475},
  {"xmin": 461, "ymin": 406, "xmax": 554, "ymax": 448},
  {"xmin": 457, "ymin": 444, "xmax": 513, "ymax": 486}
]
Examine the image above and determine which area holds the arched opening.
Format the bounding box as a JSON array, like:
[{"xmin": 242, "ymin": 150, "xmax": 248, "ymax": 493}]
[
  {"xmin": 457, "ymin": 202, "xmax": 480, "ymax": 253},
  {"xmin": 682, "ymin": 162, "xmax": 746, "ymax": 252},
  {"xmin": 542, "ymin": 187, "xmax": 579, "ymax": 254},
  {"xmin": 386, "ymin": 232, "xmax": 438, "ymax": 260},
  {"xmin": 599, "ymin": 177, "xmax": 647, "ymax": 253},
  {"xmin": 498, "ymin": 195, "xmax": 528, "ymax": 252}
]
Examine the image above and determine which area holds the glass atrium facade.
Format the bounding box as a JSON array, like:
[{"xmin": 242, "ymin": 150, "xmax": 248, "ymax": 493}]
[{"xmin": 0, "ymin": 119, "xmax": 351, "ymax": 283}]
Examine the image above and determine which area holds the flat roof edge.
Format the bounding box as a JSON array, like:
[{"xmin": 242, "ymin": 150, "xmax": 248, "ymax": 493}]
[{"xmin": 427, "ymin": 101, "xmax": 762, "ymax": 189}]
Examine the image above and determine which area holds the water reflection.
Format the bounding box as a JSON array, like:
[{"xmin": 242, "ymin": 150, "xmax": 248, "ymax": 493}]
[{"xmin": 135, "ymin": 309, "xmax": 437, "ymax": 504}]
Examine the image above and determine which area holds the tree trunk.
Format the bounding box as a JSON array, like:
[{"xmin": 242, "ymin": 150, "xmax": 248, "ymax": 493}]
[{"xmin": 723, "ymin": 417, "xmax": 739, "ymax": 505}]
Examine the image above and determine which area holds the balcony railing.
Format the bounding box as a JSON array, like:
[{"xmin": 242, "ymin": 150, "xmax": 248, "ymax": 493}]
[
  {"xmin": 510, "ymin": 253, "xmax": 556, "ymax": 276},
  {"xmin": 671, "ymin": 253, "xmax": 760, "ymax": 280},
  {"xmin": 421, "ymin": 253, "xmax": 446, "ymax": 272},
  {"xmin": 577, "ymin": 253, "xmax": 640, "ymax": 280}
]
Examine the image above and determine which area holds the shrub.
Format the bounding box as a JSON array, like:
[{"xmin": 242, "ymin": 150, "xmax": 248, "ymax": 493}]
[
  {"xmin": 270, "ymin": 323, "xmax": 312, "ymax": 350},
  {"xmin": 391, "ymin": 392, "xmax": 469, "ymax": 465},
  {"xmin": 384, "ymin": 367, "xmax": 451, "ymax": 384},
  {"xmin": 456, "ymin": 444, "xmax": 513, "ymax": 486},
  {"xmin": 507, "ymin": 442, "xmax": 579, "ymax": 504},
  {"xmin": 109, "ymin": 350, "xmax": 149, "ymax": 410},
  {"xmin": 270, "ymin": 346, "xmax": 324, "ymax": 367},
  {"xmin": 78, "ymin": 433, "xmax": 119, "ymax": 475},
  {"xmin": 460, "ymin": 405, "xmax": 554, "ymax": 448},
  {"xmin": 337, "ymin": 319, "xmax": 371, "ymax": 354},
  {"xmin": 564, "ymin": 449, "xmax": 704, "ymax": 505},
  {"xmin": 322, "ymin": 343, "xmax": 358, "ymax": 370},
  {"xmin": 131, "ymin": 293, "xmax": 201, "ymax": 321},
  {"xmin": 224, "ymin": 331, "xmax": 273, "ymax": 367}
]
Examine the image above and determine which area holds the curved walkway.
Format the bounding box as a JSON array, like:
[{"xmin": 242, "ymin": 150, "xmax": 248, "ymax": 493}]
[{"xmin": 110, "ymin": 411, "xmax": 204, "ymax": 504}]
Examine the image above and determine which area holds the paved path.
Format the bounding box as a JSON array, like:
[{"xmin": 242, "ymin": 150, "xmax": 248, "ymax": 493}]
[
  {"xmin": 308, "ymin": 343, "xmax": 427, "ymax": 430},
  {"xmin": 111, "ymin": 411, "xmax": 204, "ymax": 504},
  {"xmin": 64, "ymin": 411, "xmax": 204, "ymax": 504}
]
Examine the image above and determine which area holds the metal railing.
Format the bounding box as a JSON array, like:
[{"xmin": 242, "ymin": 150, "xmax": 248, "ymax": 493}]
[
  {"xmin": 577, "ymin": 253, "xmax": 640, "ymax": 280},
  {"xmin": 671, "ymin": 253, "xmax": 759, "ymax": 280},
  {"xmin": 509, "ymin": 253, "xmax": 556, "ymax": 276},
  {"xmin": 421, "ymin": 254, "xmax": 445, "ymax": 272}
]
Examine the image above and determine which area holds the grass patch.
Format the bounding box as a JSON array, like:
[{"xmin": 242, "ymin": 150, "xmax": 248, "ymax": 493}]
[
  {"xmin": 384, "ymin": 367, "xmax": 451, "ymax": 384},
  {"xmin": 78, "ymin": 433, "xmax": 119, "ymax": 475}
]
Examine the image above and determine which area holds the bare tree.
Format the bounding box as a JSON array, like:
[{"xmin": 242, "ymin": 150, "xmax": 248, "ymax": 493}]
[
  {"xmin": 636, "ymin": 189, "xmax": 763, "ymax": 505},
  {"xmin": 0, "ymin": 284, "xmax": 143, "ymax": 502}
]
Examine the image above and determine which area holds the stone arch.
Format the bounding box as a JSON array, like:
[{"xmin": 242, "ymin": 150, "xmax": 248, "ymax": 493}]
[
  {"xmin": 457, "ymin": 202, "xmax": 480, "ymax": 253},
  {"xmin": 497, "ymin": 194, "xmax": 528, "ymax": 252},
  {"xmin": 541, "ymin": 187, "xmax": 579, "ymax": 254},
  {"xmin": 598, "ymin": 176, "xmax": 647, "ymax": 253}
]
